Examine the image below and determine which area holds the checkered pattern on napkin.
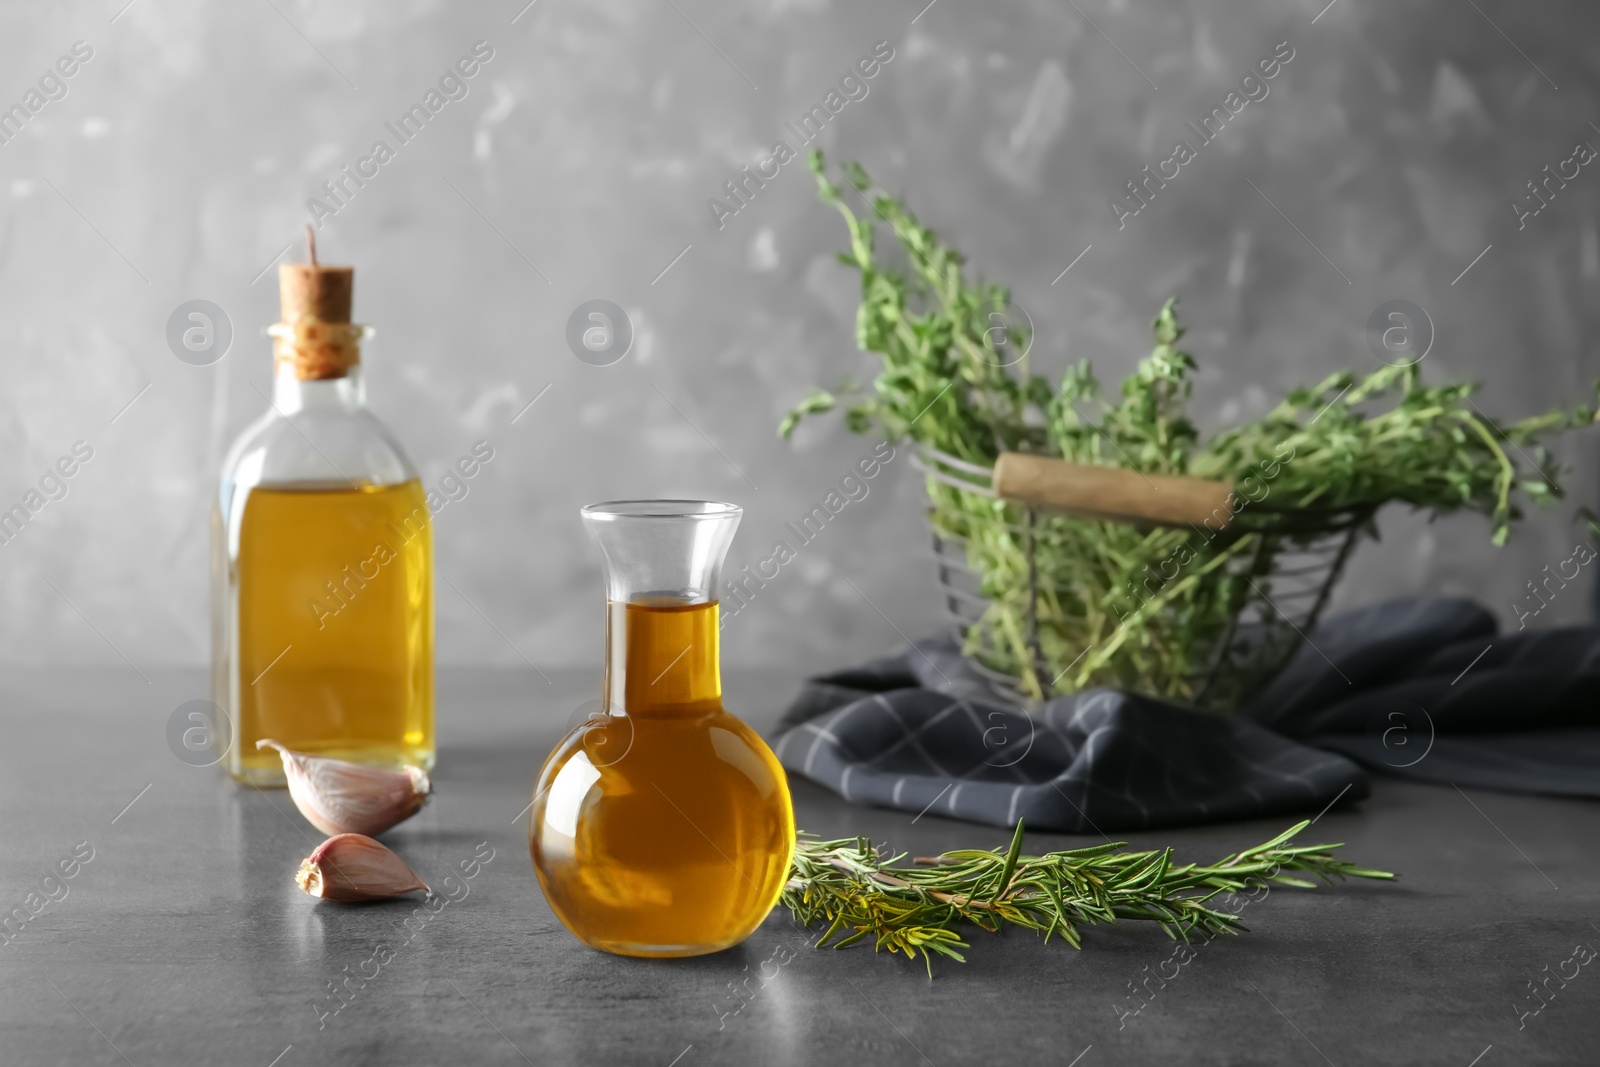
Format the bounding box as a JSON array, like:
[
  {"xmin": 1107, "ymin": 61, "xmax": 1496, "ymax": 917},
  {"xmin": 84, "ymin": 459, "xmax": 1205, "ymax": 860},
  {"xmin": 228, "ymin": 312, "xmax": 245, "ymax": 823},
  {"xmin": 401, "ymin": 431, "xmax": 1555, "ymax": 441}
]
[{"xmin": 774, "ymin": 598, "xmax": 1600, "ymax": 832}]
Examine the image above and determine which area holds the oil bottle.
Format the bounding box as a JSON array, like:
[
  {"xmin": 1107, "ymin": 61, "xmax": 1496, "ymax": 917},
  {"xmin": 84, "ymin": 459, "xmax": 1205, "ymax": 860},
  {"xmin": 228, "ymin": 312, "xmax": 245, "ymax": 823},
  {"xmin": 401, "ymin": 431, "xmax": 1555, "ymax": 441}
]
[
  {"xmin": 530, "ymin": 501, "xmax": 795, "ymax": 957},
  {"xmin": 213, "ymin": 233, "xmax": 434, "ymax": 784}
]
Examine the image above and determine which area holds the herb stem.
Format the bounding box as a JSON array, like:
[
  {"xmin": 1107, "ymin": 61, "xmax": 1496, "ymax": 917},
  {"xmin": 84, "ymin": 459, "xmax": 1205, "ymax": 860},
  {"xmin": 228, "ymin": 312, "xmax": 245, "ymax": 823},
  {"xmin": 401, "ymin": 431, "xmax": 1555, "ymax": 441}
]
[{"xmin": 784, "ymin": 820, "xmax": 1395, "ymax": 975}]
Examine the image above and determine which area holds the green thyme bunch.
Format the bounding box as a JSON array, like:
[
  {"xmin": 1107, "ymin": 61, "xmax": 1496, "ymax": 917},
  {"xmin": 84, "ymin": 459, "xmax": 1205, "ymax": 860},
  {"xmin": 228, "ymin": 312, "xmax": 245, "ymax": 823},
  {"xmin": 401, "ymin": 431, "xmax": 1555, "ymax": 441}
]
[{"xmin": 781, "ymin": 151, "xmax": 1599, "ymax": 703}]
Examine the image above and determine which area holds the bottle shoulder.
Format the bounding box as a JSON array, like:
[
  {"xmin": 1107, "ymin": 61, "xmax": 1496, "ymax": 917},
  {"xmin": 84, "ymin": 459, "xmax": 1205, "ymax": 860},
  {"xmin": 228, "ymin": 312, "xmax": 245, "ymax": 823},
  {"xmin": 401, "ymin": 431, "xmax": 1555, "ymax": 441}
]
[
  {"xmin": 535, "ymin": 709, "xmax": 785, "ymax": 795},
  {"xmin": 220, "ymin": 405, "xmax": 417, "ymax": 491}
]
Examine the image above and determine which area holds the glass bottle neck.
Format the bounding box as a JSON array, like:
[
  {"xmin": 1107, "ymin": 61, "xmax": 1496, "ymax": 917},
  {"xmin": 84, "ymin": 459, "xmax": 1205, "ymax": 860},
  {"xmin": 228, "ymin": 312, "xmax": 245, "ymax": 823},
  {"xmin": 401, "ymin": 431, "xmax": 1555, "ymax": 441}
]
[
  {"xmin": 581, "ymin": 500, "xmax": 742, "ymax": 717},
  {"xmin": 272, "ymin": 367, "xmax": 367, "ymax": 415},
  {"xmin": 603, "ymin": 599, "xmax": 722, "ymax": 717}
]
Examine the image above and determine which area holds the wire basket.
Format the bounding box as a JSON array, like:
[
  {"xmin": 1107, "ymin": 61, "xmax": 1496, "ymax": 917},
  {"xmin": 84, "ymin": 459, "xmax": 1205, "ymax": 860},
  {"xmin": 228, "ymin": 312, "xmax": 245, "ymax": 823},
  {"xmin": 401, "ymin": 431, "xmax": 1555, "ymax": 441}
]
[{"xmin": 912, "ymin": 445, "xmax": 1374, "ymax": 710}]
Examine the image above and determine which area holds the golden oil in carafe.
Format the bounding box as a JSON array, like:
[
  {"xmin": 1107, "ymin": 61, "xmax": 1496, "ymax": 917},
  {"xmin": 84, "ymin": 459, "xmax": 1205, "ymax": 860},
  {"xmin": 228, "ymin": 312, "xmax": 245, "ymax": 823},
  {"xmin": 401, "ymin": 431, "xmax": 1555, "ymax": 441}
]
[
  {"xmin": 231, "ymin": 479, "xmax": 434, "ymax": 781},
  {"xmin": 531, "ymin": 599, "xmax": 795, "ymax": 957}
]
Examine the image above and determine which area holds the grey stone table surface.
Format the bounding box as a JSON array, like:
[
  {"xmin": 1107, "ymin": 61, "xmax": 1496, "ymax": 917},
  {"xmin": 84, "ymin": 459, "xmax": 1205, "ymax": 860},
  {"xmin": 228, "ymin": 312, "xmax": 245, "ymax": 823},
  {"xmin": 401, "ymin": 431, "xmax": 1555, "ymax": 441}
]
[{"xmin": 3, "ymin": 665, "xmax": 1598, "ymax": 1067}]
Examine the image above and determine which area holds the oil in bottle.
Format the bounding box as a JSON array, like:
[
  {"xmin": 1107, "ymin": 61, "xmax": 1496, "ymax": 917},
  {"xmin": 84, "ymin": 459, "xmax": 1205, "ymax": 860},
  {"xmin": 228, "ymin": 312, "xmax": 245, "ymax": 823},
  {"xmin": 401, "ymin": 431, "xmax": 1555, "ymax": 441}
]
[
  {"xmin": 232, "ymin": 480, "xmax": 434, "ymax": 780},
  {"xmin": 533, "ymin": 590, "xmax": 794, "ymax": 957}
]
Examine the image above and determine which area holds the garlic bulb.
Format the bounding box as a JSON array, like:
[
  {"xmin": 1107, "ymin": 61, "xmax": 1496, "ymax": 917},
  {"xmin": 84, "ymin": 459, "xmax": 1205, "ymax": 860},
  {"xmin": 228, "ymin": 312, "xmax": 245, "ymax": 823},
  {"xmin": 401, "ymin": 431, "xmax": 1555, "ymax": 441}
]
[
  {"xmin": 296, "ymin": 833, "xmax": 428, "ymax": 902},
  {"xmin": 257, "ymin": 739, "xmax": 431, "ymax": 837}
]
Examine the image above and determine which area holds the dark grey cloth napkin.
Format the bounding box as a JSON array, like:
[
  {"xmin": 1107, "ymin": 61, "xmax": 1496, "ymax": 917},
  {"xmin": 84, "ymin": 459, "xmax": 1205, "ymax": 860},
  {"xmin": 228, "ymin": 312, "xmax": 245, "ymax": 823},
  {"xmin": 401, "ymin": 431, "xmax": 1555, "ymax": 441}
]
[{"xmin": 773, "ymin": 598, "xmax": 1600, "ymax": 832}]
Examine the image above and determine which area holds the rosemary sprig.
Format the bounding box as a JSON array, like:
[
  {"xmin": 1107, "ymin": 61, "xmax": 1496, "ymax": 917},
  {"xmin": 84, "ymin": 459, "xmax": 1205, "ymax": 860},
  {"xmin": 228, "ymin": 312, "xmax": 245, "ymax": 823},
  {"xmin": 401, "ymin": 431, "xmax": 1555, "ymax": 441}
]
[{"xmin": 782, "ymin": 820, "xmax": 1395, "ymax": 976}]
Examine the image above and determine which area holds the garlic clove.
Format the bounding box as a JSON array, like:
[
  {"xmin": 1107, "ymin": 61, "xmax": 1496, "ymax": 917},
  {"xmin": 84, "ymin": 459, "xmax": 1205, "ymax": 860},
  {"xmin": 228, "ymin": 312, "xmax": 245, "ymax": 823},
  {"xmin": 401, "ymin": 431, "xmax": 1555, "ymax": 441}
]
[
  {"xmin": 256, "ymin": 739, "xmax": 431, "ymax": 837},
  {"xmin": 296, "ymin": 833, "xmax": 429, "ymax": 902}
]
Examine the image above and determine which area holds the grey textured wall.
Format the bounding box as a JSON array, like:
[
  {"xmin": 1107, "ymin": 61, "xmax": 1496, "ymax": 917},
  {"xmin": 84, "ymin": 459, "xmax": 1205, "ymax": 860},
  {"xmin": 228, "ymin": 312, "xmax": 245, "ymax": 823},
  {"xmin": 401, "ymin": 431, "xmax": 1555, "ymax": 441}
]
[{"xmin": 2, "ymin": 0, "xmax": 1597, "ymax": 676}]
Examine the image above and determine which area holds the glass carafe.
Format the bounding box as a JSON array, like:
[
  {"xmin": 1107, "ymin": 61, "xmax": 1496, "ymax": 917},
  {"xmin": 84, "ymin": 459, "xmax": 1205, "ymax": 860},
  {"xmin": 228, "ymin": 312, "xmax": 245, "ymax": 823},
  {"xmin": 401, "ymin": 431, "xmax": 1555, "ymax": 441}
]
[
  {"xmin": 213, "ymin": 313, "xmax": 434, "ymax": 785},
  {"xmin": 530, "ymin": 500, "xmax": 795, "ymax": 957}
]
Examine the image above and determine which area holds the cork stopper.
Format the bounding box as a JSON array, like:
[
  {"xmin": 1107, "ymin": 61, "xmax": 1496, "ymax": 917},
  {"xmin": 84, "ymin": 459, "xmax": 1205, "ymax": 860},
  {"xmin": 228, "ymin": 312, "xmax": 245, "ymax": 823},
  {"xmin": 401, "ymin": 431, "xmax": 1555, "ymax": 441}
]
[
  {"xmin": 278, "ymin": 226, "xmax": 353, "ymax": 324},
  {"xmin": 272, "ymin": 227, "xmax": 362, "ymax": 381}
]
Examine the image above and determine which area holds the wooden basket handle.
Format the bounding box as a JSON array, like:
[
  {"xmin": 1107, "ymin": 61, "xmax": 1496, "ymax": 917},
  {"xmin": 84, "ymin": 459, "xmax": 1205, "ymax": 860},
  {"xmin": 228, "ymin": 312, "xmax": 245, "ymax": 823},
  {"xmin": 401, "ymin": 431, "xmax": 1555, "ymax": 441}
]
[{"xmin": 991, "ymin": 452, "xmax": 1235, "ymax": 530}]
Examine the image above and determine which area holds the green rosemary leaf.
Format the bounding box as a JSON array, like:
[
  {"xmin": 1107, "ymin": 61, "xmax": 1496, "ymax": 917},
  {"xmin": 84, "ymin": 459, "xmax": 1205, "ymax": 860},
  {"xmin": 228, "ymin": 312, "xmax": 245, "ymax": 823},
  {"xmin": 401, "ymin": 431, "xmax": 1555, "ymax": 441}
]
[{"xmin": 992, "ymin": 820, "xmax": 1027, "ymax": 900}]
